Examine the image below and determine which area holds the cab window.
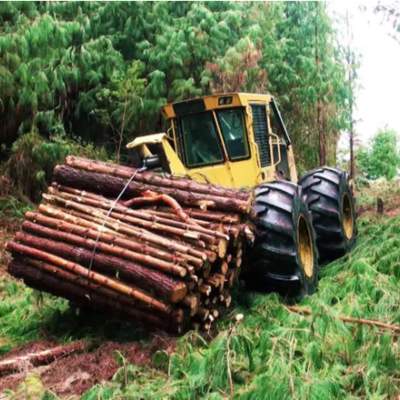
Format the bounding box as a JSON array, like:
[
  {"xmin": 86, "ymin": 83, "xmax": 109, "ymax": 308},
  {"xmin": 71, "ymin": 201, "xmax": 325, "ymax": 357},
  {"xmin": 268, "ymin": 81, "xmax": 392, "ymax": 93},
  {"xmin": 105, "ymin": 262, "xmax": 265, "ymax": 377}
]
[
  {"xmin": 216, "ymin": 108, "xmax": 249, "ymax": 160},
  {"xmin": 179, "ymin": 112, "xmax": 224, "ymax": 168}
]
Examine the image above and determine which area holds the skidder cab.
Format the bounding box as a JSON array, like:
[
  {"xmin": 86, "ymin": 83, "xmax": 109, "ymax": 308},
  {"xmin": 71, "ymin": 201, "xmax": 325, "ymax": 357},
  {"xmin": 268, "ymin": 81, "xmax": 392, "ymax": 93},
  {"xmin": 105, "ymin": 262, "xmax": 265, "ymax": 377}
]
[
  {"xmin": 128, "ymin": 93, "xmax": 296, "ymax": 187},
  {"xmin": 128, "ymin": 92, "xmax": 357, "ymax": 297}
]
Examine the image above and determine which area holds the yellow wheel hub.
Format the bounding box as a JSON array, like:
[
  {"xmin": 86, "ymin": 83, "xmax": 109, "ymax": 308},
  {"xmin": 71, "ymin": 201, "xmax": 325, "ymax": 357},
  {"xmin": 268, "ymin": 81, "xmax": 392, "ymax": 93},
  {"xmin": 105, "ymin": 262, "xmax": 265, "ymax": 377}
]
[
  {"xmin": 342, "ymin": 193, "xmax": 354, "ymax": 240},
  {"xmin": 297, "ymin": 215, "xmax": 314, "ymax": 278}
]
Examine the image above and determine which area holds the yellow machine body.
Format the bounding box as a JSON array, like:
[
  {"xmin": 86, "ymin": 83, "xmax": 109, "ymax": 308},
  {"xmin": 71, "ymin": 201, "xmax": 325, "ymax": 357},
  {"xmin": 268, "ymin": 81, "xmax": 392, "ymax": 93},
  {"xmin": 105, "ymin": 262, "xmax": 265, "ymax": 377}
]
[{"xmin": 127, "ymin": 93, "xmax": 298, "ymax": 189}]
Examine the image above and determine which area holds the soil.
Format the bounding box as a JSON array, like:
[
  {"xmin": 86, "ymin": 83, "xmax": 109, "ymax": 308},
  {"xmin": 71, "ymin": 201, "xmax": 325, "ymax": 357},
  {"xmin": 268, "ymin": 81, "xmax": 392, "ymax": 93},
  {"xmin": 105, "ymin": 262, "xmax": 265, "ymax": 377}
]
[{"xmin": 0, "ymin": 335, "xmax": 176, "ymax": 397}]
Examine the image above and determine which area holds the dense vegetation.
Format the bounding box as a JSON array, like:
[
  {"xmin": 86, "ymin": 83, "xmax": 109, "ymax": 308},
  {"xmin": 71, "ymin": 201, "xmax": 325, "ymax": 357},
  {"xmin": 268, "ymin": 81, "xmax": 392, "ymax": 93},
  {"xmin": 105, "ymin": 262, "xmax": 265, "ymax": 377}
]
[
  {"xmin": 358, "ymin": 128, "xmax": 400, "ymax": 180},
  {"xmin": 0, "ymin": 1, "xmax": 353, "ymax": 200},
  {"xmin": 1, "ymin": 186, "xmax": 399, "ymax": 399}
]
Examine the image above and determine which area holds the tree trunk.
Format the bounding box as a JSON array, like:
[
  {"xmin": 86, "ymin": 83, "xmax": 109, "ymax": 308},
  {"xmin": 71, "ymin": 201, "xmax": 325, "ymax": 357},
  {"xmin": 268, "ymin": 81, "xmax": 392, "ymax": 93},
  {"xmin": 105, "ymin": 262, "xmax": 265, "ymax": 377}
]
[{"xmin": 315, "ymin": 2, "xmax": 326, "ymax": 166}]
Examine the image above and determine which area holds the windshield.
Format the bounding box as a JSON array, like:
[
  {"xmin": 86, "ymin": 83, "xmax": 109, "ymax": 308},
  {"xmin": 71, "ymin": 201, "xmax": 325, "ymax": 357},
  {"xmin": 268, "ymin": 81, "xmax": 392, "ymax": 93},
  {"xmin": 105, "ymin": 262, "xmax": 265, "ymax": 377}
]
[
  {"xmin": 179, "ymin": 112, "xmax": 224, "ymax": 167},
  {"xmin": 216, "ymin": 108, "xmax": 249, "ymax": 160}
]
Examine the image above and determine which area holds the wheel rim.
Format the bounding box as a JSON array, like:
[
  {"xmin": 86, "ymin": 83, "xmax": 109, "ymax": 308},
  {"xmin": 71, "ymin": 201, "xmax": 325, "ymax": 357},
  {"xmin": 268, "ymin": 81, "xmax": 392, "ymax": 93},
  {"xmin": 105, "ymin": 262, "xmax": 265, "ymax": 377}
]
[
  {"xmin": 342, "ymin": 193, "xmax": 354, "ymax": 240},
  {"xmin": 297, "ymin": 215, "xmax": 314, "ymax": 278}
]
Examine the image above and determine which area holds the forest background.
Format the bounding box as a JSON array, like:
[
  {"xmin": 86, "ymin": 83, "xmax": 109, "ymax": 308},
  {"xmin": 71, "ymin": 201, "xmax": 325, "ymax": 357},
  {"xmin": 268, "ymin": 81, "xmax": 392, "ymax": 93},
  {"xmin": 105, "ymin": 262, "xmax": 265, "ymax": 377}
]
[{"xmin": 0, "ymin": 1, "xmax": 355, "ymax": 202}]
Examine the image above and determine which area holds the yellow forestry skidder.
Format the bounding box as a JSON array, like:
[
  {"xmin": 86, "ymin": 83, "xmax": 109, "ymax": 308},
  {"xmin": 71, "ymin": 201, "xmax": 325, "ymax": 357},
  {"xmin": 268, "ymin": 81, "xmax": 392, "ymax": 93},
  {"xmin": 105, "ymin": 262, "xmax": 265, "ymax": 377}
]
[
  {"xmin": 6, "ymin": 92, "xmax": 357, "ymax": 333},
  {"xmin": 127, "ymin": 92, "xmax": 356, "ymax": 296}
]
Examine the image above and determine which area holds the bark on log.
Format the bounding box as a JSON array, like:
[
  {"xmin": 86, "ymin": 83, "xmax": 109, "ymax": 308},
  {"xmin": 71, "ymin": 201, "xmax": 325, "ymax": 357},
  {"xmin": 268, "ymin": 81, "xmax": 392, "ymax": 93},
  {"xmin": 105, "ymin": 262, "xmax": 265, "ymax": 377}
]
[
  {"xmin": 22, "ymin": 219, "xmax": 188, "ymax": 278},
  {"xmin": 50, "ymin": 186, "xmax": 229, "ymax": 241},
  {"xmin": 42, "ymin": 195, "xmax": 208, "ymax": 260},
  {"xmin": 7, "ymin": 241, "xmax": 171, "ymax": 314},
  {"xmin": 0, "ymin": 339, "xmax": 88, "ymax": 376},
  {"xmin": 25, "ymin": 211, "xmax": 191, "ymax": 273},
  {"xmin": 37, "ymin": 205, "xmax": 204, "ymax": 268},
  {"xmin": 53, "ymin": 165, "xmax": 251, "ymax": 214},
  {"xmin": 22, "ymin": 257, "xmax": 186, "ymax": 324},
  {"xmin": 15, "ymin": 232, "xmax": 187, "ymax": 303},
  {"xmin": 8, "ymin": 260, "xmax": 176, "ymax": 331},
  {"xmin": 152, "ymin": 206, "xmax": 241, "ymax": 224},
  {"xmin": 65, "ymin": 156, "xmax": 251, "ymax": 201}
]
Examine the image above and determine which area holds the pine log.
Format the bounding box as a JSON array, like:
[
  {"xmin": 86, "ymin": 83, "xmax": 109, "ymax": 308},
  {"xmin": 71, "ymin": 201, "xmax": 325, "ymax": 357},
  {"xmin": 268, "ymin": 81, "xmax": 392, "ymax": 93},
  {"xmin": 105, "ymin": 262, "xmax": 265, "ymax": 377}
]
[
  {"xmin": 197, "ymin": 307, "xmax": 210, "ymax": 321},
  {"xmin": 6, "ymin": 241, "xmax": 171, "ymax": 314},
  {"xmin": 22, "ymin": 256, "xmax": 186, "ymax": 325},
  {"xmin": 0, "ymin": 339, "xmax": 88, "ymax": 376},
  {"xmin": 53, "ymin": 165, "xmax": 250, "ymax": 214},
  {"xmin": 44, "ymin": 193, "xmax": 210, "ymax": 244},
  {"xmin": 65, "ymin": 156, "xmax": 251, "ymax": 201},
  {"xmin": 148, "ymin": 206, "xmax": 241, "ymax": 224},
  {"xmin": 15, "ymin": 232, "xmax": 187, "ymax": 303},
  {"xmin": 37, "ymin": 205, "xmax": 204, "ymax": 268},
  {"xmin": 8, "ymin": 260, "xmax": 176, "ymax": 331},
  {"xmin": 182, "ymin": 294, "xmax": 200, "ymax": 317},
  {"xmin": 22, "ymin": 219, "xmax": 188, "ymax": 278},
  {"xmin": 25, "ymin": 211, "xmax": 192, "ymax": 272},
  {"xmin": 42, "ymin": 195, "xmax": 208, "ymax": 260},
  {"xmin": 141, "ymin": 208, "xmax": 241, "ymax": 238},
  {"xmin": 50, "ymin": 186, "xmax": 229, "ymax": 241},
  {"xmin": 199, "ymin": 284, "xmax": 212, "ymax": 296}
]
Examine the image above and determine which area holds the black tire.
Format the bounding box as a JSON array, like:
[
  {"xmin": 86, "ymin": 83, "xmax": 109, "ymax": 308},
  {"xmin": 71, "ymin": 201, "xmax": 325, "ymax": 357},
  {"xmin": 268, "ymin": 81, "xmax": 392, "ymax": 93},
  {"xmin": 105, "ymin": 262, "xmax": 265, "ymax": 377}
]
[
  {"xmin": 299, "ymin": 167, "xmax": 356, "ymax": 262},
  {"xmin": 244, "ymin": 181, "xmax": 319, "ymax": 299}
]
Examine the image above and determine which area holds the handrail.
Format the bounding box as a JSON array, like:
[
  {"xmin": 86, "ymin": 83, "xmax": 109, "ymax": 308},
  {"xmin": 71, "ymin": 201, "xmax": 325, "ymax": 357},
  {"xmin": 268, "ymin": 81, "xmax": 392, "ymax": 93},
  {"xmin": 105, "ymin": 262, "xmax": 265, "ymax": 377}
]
[{"xmin": 269, "ymin": 132, "xmax": 282, "ymax": 167}]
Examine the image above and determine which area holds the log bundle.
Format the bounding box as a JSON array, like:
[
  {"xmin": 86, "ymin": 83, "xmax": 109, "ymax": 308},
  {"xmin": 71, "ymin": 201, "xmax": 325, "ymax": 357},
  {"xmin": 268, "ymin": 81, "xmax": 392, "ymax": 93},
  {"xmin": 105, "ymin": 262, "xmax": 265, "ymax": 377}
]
[{"xmin": 6, "ymin": 157, "xmax": 254, "ymax": 333}]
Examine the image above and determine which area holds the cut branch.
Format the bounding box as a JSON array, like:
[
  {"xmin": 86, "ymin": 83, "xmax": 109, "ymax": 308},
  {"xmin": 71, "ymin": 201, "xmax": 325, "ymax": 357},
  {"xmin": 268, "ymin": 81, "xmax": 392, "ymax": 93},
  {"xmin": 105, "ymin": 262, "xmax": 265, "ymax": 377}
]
[{"xmin": 286, "ymin": 305, "xmax": 400, "ymax": 334}]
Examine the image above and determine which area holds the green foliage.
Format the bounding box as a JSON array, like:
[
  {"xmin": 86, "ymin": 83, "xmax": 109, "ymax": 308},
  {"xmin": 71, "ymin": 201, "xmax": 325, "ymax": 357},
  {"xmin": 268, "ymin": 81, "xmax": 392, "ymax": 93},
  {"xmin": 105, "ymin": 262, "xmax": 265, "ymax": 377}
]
[
  {"xmin": 358, "ymin": 128, "xmax": 400, "ymax": 180},
  {"xmin": 90, "ymin": 61, "xmax": 146, "ymax": 162},
  {"xmin": 205, "ymin": 37, "xmax": 267, "ymax": 93},
  {"xmin": 5, "ymin": 130, "xmax": 109, "ymax": 201},
  {"xmin": 1, "ymin": 1, "xmax": 353, "ymax": 188},
  {"xmin": 0, "ymin": 196, "xmax": 32, "ymax": 219}
]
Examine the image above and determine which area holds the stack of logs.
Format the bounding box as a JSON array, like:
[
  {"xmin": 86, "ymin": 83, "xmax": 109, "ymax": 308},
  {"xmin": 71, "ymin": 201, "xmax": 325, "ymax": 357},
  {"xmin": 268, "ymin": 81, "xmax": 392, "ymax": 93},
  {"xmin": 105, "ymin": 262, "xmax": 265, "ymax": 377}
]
[{"xmin": 6, "ymin": 156, "xmax": 254, "ymax": 333}]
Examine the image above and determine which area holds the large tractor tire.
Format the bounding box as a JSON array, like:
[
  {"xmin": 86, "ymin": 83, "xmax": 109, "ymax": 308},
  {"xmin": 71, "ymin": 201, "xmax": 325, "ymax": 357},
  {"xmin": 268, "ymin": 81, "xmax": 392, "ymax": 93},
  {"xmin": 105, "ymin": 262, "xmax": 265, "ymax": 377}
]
[
  {"xmin": 299, "ymin": 167, "xmax": 356, "ymax": 262},
  {"xmin": 244, "ymin": 181, "xmax": 319, "ymax": 298}
]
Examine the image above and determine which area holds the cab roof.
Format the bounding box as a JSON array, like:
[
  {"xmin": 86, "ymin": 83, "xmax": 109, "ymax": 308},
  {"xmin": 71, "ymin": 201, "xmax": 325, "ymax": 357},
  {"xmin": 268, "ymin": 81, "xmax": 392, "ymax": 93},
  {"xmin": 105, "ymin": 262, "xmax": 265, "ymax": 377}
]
[{"xmin": 162, "ymin": 92, "xmax": 273, "ymax": 119}]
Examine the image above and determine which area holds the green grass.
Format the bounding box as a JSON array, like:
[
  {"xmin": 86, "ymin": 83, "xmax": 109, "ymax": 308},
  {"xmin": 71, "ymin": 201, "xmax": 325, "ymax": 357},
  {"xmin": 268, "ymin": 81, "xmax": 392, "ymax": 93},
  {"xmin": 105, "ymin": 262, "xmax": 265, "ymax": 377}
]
[{"xmin": 1, "ymin": 213, "xmax": 399, "ymax": 399}]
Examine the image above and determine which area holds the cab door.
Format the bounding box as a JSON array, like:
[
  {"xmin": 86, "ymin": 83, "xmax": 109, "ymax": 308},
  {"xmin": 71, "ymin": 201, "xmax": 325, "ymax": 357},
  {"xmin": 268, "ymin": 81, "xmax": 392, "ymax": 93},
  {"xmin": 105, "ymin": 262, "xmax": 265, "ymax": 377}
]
[{"xmin": 214, "ymin": 107, "xmax": 260, "ymax": 188}]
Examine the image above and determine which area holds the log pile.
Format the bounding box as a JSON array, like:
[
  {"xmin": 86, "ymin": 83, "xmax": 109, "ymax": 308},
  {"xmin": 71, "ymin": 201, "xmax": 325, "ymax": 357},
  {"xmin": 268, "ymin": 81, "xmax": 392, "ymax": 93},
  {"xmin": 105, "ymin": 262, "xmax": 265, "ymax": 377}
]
[{"xmin": 6, "ymin": 156, "xmax": 254, "ymax": 333}]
